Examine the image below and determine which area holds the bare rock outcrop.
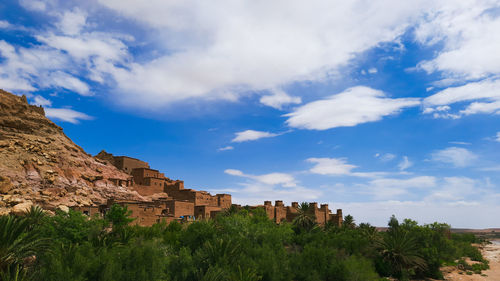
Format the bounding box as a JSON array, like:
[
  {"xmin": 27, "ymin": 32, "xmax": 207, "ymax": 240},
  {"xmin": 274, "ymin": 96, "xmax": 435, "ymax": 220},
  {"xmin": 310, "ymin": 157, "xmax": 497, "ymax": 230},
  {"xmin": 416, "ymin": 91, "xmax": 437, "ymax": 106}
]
[{"xmin": 0, "ymin": 89, "xmax": 145, "ymax": 215}]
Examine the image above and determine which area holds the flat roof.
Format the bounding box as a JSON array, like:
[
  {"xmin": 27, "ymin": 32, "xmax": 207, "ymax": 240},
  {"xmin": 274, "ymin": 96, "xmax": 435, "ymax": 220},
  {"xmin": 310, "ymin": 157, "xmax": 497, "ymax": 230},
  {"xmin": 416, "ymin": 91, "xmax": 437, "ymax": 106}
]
[{"xmin": 114, "ymin": 156, "xmax": 148, "ymax": 162}]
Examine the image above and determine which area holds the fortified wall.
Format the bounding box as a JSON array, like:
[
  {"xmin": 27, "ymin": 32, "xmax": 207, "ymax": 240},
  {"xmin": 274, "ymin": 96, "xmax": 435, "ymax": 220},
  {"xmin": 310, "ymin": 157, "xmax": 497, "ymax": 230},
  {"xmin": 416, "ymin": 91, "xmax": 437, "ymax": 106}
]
[
  {"xmin": 85, "ymin": 152, "xmax": 232, "ymax": 225},
  {"xmin": 76, "ymin": 152, "xmax": 343, "ymax": 227},
  {"xmin": 258, "ymin": 200, "xmax": 343, "ymax": 226}
]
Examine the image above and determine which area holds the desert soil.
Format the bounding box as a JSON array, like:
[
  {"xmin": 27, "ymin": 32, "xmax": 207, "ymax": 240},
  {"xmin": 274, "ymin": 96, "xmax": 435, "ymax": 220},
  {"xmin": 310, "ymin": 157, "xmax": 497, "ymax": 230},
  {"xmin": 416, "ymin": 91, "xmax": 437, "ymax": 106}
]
[{"xmin": 443, "ymin": 240, "xmax": 500, "ymax": 280}]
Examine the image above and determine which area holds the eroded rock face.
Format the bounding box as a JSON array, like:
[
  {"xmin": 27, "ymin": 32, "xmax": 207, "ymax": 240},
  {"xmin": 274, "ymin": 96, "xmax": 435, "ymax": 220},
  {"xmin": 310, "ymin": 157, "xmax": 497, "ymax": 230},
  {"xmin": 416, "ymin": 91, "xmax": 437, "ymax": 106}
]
[
  {"xmin": 0, "ymin": 90, "xmax": 145, "ymax": 215},
  {"xmin": 0, "ymin": 176, "xmax": 12, "ymax": 194},
  {"xmin": 11, "ymin": 201, "xmax": 33, "ymax": 215}
]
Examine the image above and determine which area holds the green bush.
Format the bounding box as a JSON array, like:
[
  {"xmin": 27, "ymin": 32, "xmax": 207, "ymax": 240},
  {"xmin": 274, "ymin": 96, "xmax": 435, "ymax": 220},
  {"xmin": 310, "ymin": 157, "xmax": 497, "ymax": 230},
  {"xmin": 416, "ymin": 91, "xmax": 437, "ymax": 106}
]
[{"xmin": 0, "ymin": 207, "xmax": 488, "ymax": 281}]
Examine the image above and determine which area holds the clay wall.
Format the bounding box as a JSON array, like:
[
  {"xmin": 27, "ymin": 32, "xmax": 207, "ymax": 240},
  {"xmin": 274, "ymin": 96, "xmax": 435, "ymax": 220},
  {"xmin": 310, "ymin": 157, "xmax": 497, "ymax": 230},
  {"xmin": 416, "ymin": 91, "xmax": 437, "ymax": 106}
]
[
  {"xmin": 164, "ymin": 181, "xmax": 185, "ymax": 194},
  {"xmin": 286, "ymin": 205, "xmax": 298, "ymax": 222},
  {"xmin": 144, "ymin": 177, "xmax": 165, "ymax": 188},
  {"xmin": 131, "ymin": 168, "xmax": 164, "ymax": 185},
  {"xmin": 121, "ymin": 203, "xmax": 163, "ymax": 226},
  {"xmin": 195, "ymin": 191, "xmax": 218, "ymax": 206},
  {"xmin": 113, "ymin": 156, "xmax": 149, "ymax": 173},
  {"xmin": 264, "ymin": 201, "xmax": 275, "ymax": 220},
  {"xmin": 194, "ymin": 205, "xmax": 221, "ymax": 219},
  {"xmin": 329, "ymin": 209, "xmax": 343, "ymax": 227},
  {"xmin": 257, "ymin": 200, "xmax": 343, "ymax": 227},
  {"xmin": 274, "ymin": 200, "xmax": 287, "ymax": 223},
  {"xmin": 133, "ymin": 184, "xmax": 164, "ymax": 196},
  {"xmin": 109, "ymin": 178, "xmax": 131, "ymax": 187},
  {"xmin": 74, "ymin": 206, "xmax": 100, "ymax": 217},
  {"xmin": 217, "ymin": 194, "xmax": 232, "ymax": 208},
  {"xmin": 165, "ymin": 200, "xmax": 195, "ymax": 218}
]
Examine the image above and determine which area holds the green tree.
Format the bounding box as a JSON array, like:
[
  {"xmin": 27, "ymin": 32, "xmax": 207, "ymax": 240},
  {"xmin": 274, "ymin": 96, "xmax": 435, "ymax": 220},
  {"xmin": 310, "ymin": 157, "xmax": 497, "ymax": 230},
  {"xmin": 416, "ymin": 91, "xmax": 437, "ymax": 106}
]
[
  {"xmin": 343, "ymin": 214, "xmax": 356, "ymax": 229},
  {"xmin": 377, "ymin": 229, "xmax": 427, "ymax": 280},
  {"xmin": 105, "ymin": 204, "xmax": 134, "ymax": 230},
  {"xmin": 0, "ymin": 215, "xmax": 48, "ymax": 275},
  {"xmin": 292, "ymin": 202, "xmax": 316, "ymax": 231}
]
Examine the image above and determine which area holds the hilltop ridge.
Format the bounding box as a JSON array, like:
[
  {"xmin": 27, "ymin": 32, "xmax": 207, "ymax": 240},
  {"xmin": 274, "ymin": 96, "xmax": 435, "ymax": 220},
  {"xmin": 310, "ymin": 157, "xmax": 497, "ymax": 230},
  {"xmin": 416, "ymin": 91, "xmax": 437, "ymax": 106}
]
[{"xmin": 0, "ymin": 89, "xmax": 144, "ymax": 215}]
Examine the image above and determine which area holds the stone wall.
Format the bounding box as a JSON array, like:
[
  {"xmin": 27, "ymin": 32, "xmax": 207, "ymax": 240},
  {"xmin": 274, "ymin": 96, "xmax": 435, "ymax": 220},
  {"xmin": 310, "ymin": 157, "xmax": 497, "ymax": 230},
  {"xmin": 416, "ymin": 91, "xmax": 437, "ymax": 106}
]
[
  {"xmin": 256, "ymin": 200, "xmax": 343, "ymax": 227},
  {"xmin": 114, "ymin": 157, "xmax": 149, "ymax": 174}
]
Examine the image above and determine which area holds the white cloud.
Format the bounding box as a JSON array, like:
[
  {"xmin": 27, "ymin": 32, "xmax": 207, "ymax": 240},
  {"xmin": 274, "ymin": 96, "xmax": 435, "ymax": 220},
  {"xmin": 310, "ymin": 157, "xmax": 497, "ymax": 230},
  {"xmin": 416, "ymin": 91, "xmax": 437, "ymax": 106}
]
[
  {"xmin": 368, "ymin": 67, "xmax": 378, "ymax": 74},
  {"xmin": 307, "ymin": 157, "xmax": 388, "ymax": 178},
  {"xmin": 217, "ymin": 146, "xmax": 234, "ymax": 151},
  {"xmin": 285, "ymin": 86, "xmax": 420, "ymax": 130},
  {"xmin": 479, "ymin": 165, "xmax": 500, "ymax": 172},
  {"xmin": 416, "ymin": 2, "xmax": 500, "ymax": 119},
  {"xmin": 0, "ymin": 40, "xmax": 93, "ymax": 95},
  {"xmin": 424, "ymin": 79, "xmax": 500, "ymax": 110},
  {"xmin": 31, "ymin": 95, "xmax": 52, "ymax": 107},
  {"xmin": 56, "ymin": 8, "xmax": 87, "ymax": 36},
  {"xmin": 254, "ymin": 173, "xmax": 297, "ymax": 187},
  {"xmin": 45, "ymin": 71, "xmax": 91, "ymax": 96},
  {"xmin": 365, "ymin": 176, "xmax": 436, "ymax": 200},
  {"xmin": 259, "ymin": 89, "xmax": 301, "ymax": 110},
  {"xmin": 0, "ymin": 21, "xmax": 10, "ymax": 29},
  {"xmin": 416, "ymin": 2, "xmax": 500, "ymax": 80},
  {"xmin": 230, "ymin": 183, "xmax": 322, "ymax": 207},
  {"xmin": 398, "ymin": 156, "xmax": 412, "ymax": 171},
  {"xmin": 431, "ymin": 147, "xmax": 478, "ymax": 167},
  {"xmin": 82, "ymin": 0, "xmax": 434, "ymax": 108},
  {"xmin": 224, "ymin": 169, "xmax": 244, "ymax": 176},
  {"xmin": 19, "ymin": 0, "xmax": 47, "ymax": 11},
  {"xmin": 376, "ymin": 153, "xmax": 396, "ymax": 162},
  {"xmin": 45, "ymin": 108, "xmax": 93, "ymax": 124},
  {"xmin": 496, "ymin": 132, "xmax": 500, "ymax": 142},
  {"xmin": 336, "ymin": 200, "xmax": 499, "ymax": 228},
  {"xmin": 224, "ymin": 168, "xmax": 297, "ymax": 187},
  {"xmin": 231, "ymin": 130, "xmax": 279, "ymax": 143},
  {"xmin": 307, "ymin": 157, "xmax": 356, "ymax": 175},
  {"xmin": 449, "ymin": 141, "xmax": 471, "ymax": 145}
]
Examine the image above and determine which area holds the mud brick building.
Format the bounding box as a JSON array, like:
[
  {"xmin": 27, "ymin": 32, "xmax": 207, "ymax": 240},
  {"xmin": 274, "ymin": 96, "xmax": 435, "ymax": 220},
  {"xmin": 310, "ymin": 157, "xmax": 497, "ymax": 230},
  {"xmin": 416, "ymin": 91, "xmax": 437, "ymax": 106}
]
[
  {"xmin": 261, "ymin": 200, "xmax": 343, "ymax": 226},
  {"xmin": 85, "ymin": 152, "xmax": 343, "ymax": 227}
]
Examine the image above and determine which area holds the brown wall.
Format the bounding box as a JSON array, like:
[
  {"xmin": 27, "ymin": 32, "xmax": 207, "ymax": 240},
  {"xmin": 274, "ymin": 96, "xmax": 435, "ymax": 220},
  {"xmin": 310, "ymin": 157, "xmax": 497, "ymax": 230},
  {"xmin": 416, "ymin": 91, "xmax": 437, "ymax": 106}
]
[
  {"xmin": 114, "ymin": 157, "xmax": 149, "ymax": 173},
  {"xmin": 73, "ymin": 206, "xmax": 100, "ymax": 217},
  {"xmin": 131, "ymin": 168, "xmax": 164, "ymax": 184},
  {"xmin": 165, "ymin": 200, "xmax": 195, "ymax": 218},
  {"xmin": 217, "ymin": 194, "xmax": 232, "ymax": 208},
  {"xmin": 133, "ymin": 184, "xmax": 165, "ymax": 196},
  {"xmin": 194, "ymin": 205, "xmax": 221, "ymax": 219},
  {"xmin": 125, "ymin": 203, "xmax": 163, "ymax": 226}
]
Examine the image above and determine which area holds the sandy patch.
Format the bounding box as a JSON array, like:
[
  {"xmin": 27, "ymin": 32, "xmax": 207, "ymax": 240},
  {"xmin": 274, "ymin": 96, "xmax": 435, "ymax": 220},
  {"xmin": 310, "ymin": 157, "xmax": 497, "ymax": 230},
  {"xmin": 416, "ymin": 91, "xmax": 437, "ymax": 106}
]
[{"xmin": 443, "ymin": 240, "xmax": 500, "ymax": 280}]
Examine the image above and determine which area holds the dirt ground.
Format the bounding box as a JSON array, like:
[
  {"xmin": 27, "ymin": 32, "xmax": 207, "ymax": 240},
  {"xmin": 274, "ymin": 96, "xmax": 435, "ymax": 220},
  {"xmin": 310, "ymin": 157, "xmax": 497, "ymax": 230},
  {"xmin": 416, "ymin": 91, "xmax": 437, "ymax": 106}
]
[{"xmin": 443, "ymin": 240, "xmax": 500, "ymax": 280}]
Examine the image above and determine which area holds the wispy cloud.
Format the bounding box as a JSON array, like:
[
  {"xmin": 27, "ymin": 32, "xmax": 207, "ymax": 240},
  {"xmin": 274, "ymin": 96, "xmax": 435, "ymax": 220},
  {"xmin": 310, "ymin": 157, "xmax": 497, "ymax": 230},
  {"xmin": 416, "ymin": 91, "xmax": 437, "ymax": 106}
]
[
  {"xmin": 375, "ymin": 153, "xmax": 396, "ymax": 162},
  {"xmin": 231, "ymin": 130, "xmax": 279, "ymax": 143},
  {"xmin": 285, "ymin": 87, "xmax": 420, "ymax": 130},
  {"xmin": 225, "ymin": 169, "xmax": 297, "ymax": 187},
  {"xmin": 31, "ymin": 95, "xmax": 52, "ymax": 107},
  {"xmin": 0, "ymin": 20, "xmax": 10, "ymax": 28},
  {"xmin": 217, "ymin": 146, "xmax": 234, "ymax": 151},
  {"xmin": 398, "ymin": 156, "xmax": 413, "ymax": 171},
  {"xmin": 431, "ymin": 147, "xmax": 477, "ymax": 167},
  {"xmin": 259, "ymin": 89, "xmax": 301, "ymax": 110},
  {"xmin": 45, "ymin": 108, "xmax": 93, "ymax": 124},
  {"xmin": 307, "ymin": 157, "xmax": 387, "ymax": 178}
]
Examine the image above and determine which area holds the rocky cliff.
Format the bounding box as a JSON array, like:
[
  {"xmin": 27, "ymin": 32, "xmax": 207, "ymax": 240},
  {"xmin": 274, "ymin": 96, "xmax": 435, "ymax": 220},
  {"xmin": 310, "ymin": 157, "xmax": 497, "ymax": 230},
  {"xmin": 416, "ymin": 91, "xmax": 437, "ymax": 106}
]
[{"xmin": 0, "ymin": 89, "xmax": 144, "ymax": 215}]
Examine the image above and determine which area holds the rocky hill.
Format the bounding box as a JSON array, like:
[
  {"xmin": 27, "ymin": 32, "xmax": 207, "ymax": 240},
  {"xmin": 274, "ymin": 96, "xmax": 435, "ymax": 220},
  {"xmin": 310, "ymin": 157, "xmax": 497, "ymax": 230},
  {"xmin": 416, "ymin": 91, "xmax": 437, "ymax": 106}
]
[{"xmin": 0, "ymin": 89, "xmax": 144, "ymax": 215}]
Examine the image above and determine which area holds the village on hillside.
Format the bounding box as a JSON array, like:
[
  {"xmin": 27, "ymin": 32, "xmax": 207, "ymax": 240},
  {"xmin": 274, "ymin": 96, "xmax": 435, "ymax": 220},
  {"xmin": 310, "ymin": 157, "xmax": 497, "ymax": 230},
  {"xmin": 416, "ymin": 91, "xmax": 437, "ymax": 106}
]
[{"xmin": 80, "ymin": 151, "xmax": 344, "ymax": 227}]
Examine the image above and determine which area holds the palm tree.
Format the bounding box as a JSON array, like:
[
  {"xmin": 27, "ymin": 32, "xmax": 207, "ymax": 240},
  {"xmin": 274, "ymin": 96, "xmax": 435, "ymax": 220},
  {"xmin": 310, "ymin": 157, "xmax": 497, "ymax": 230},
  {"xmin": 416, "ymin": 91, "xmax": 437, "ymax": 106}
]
[
  {"xmin": 292, "ymin": 202, "xmax": 316, "ymax": 231},
  {"xmin": 343, "ymin": 215, "xmax": 356, "ymax": 229},
  {"xmin": 23, "ymin": 205, "xmax": 46, "ymax": 230},
  {"xmin": 377, "ymin": 229, "xmax": 427, "ymax": 280},
  {"xmin": 0, "ymin": 215, "xmax": 48, "ymax": 273}
]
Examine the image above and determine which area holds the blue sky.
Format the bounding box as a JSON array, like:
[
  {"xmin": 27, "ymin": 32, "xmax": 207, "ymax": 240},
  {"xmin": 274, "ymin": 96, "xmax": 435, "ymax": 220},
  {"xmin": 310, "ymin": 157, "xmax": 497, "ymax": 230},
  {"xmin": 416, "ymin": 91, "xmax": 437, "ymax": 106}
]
[{"xmin": 1, "ymin": 0, "xmax": 500, "ymax": 228}]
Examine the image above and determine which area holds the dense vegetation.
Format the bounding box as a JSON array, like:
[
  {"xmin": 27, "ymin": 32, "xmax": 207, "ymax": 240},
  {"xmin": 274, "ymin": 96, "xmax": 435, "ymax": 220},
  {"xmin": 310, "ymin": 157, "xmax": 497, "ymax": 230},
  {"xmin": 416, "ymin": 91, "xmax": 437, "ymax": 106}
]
[{"xmin": 0, "ymin": 205, "xmax": 488, "ymax": 281}]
